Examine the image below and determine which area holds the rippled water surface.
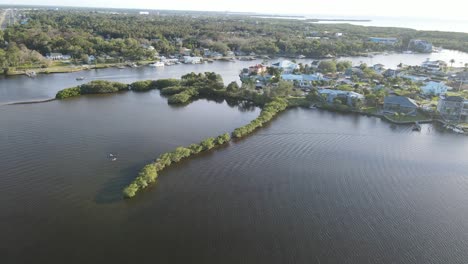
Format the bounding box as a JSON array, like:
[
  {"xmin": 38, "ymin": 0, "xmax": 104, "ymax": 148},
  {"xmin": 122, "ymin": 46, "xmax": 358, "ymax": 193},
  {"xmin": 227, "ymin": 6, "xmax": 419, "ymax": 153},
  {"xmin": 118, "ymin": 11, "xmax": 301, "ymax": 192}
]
[{"xmin": 2, "ymin": 92, "xmax": 468, "ymax": 263}]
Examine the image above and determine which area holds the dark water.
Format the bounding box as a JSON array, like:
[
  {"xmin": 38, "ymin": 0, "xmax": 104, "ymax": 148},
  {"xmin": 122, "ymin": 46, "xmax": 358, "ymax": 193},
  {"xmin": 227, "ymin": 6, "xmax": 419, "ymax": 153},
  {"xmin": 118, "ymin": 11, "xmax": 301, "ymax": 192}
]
[{"xmin": 1, "ymin": 89, "xmax": 468, "ymax": 263}]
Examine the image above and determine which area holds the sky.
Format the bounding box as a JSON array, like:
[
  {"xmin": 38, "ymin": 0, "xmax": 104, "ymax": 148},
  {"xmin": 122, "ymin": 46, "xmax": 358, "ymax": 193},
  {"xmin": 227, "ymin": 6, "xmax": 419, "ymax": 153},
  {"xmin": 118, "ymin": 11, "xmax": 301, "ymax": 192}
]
[{"xmin": 3, "ymin": 0, "xmax": 468, "ymax": 20}]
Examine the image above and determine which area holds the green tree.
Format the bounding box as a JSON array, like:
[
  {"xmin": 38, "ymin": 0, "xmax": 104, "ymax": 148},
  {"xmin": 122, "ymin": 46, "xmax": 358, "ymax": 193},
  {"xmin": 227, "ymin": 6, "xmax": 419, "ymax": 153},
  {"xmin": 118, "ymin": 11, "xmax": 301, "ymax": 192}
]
[
  {"xmin": 227, "ymin": 81, "xmax": 240, "ymax": 93},
  {"xmin": 318, "ymin": 60, "xmax": 337, "ymax": 74}
]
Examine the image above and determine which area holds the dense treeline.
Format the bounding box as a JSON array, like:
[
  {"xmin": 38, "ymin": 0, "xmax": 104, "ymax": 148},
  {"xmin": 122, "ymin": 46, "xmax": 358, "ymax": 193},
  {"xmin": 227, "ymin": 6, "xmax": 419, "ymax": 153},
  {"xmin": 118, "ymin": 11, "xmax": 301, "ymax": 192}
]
[
  {"xmin": 232, "ymin": 98, "xmax": 288, "ymax": 138},
  {"xmin": 123, "ymin": 133, "xmax": 231, "ymax": 198},
  {"xmin": 3, "ymin": 10, "xmax": 468, "ymax": 71},
  {"xmin": 55, "ymin": 80, "xmax": 129, "ymax": 99}
]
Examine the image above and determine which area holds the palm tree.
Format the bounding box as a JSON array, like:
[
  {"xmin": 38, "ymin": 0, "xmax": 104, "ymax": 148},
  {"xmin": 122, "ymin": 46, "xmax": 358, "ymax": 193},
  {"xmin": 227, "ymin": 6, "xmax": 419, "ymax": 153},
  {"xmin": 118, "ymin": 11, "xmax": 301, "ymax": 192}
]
[{"xmin": 450, "ymin": 59, "xmax": 455, "ymax": 68}]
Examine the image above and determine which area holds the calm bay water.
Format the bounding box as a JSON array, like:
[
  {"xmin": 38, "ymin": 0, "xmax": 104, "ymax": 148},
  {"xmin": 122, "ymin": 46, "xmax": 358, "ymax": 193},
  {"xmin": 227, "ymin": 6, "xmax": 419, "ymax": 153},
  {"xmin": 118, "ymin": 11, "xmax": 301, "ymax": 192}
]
[{"xmin": 1, "ymin": 56, "xmax": 468, "ymax": 263}]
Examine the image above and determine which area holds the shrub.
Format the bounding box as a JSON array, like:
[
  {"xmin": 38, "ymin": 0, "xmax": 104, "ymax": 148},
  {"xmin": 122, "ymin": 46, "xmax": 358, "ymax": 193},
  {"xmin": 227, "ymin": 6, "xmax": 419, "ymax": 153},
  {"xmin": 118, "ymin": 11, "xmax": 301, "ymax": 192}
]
[
  {"xmin": 80, "ymin": 80, "xmax": 129, "ymax": 94},
  {"xmin": 200, "ymin": 137, "xmax": 216, "ymax": 150},
  {"xmin": 131, "ymin": 80, "xmax": 153, "ymax": 91},
  {"xmin": 215, "ymin": 133, "xmax": 231, "ymax": 145},
  {"xmin": 168, "ymin": 88, "xmax": 198, "ymax": 104},
  {"xmin": 170, "ymin": 147, "xmax": 192, "ymax": 162},
  {"xmin": 188, "ymin": 144, "xmax": 203, "ymax": 154},
  {"xmin": 55, "ymin": 87, "xmax": 81, "ymax": 99},
  {"xmin": 153, "ymin": 79, "xmax": 181, "ymax": 89},
  {"xmin": 160, "ymin": 86, "xmax": 186, "ymax": 95}
]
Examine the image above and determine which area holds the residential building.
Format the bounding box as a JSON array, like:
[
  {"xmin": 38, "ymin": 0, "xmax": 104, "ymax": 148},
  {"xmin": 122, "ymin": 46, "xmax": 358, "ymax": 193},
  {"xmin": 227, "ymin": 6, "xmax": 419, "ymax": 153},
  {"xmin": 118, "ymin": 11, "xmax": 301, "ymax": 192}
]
[
  {"xmin": 87, "ymin": 55, "xmax": 96, "ymax": 64},
  {"xmin": 180, "ymin": 48, "xmax": 191, "ymax": 56},
  {"xmin": 372, "ymin": 64, "xmax": 385, "ymax": 73},
  {"xmin": 421, "ymin": 59, "xmax": 447, "ymax": 72},
  {"xmin": 437, "ymin": 95, "xmax": 468, "ymax": 122},
  {"xmin": 421, "ymin": 81, "xmax": 450, "ymax": 95},
  {"xmin": 248, "ymin": 64, "xmax": 267, "ymax": 75},
  {"xmin": 271, "ymin": 60, "xmax": 299, "ymax": 74},
  {"xmin": 383, "ymin": 96, "xmax": 419, "ymax": 115},
  {"xmin": 409, "ymin": 39, "xmax": 433, "ymax": 53},
  {"xmin": 318, "ymin": 89, "xmax": 364, "ymax": 106},
  {"xmin": 46, "ymin": 53, "xmax": 71, "ymax": 60},
  {"xmin": 183, "ymin": 56, "xmax": 202, "ymax": 64},
  {"xmin": 281, "ymin": 74, "xmax": 328, "ymax": 88},
  {"xmin": 310, "ymin": 60, "xmax": 321, "ymax": 69},
  {"xmin": 368, "ymin": 37, "xmax": 398, "ymax": 45},
  {"xmin": 345, "ymin": 67, "xmax": 365, "ymax": 78}
]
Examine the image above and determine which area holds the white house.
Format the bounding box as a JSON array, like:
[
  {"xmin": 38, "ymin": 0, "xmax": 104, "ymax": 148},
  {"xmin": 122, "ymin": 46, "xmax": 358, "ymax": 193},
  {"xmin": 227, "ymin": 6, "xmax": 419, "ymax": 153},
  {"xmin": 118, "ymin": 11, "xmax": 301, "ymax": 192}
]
[
  {"xmin": 421, "ymin": 59, "xmax": 446, "ymax": 72},
  {"xmin": 271, "ymin": 60, "xmax": 299, "ymax": 74},
  {"xmin": 46, "ymin": 53, "xmax": 71, "ymax": 60},
  {"xmin": 421, "ymin": 81, "xmax": 450, "ymax": 95},
  {"xmin": 318, "ymin": 89, "xmax": 364, "ymax": 106},
  {"xmin": 281, "ymin": 74, "xmax": 328, "ymax": 88},
  {"xmin": 87, "ymin": 55, "xmax": 96, "ymax": 63},
  {"xmin": 183, "ymin": 56, "xmax": 202, "ymax": 64}
]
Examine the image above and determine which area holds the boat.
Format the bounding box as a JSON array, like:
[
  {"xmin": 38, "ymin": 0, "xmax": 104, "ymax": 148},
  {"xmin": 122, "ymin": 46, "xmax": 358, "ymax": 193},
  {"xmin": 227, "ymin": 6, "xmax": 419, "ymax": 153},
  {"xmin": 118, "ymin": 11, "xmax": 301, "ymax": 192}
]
[
  {"xmin": 412, "ymin": 122, "xmax": 421, "ymax": 131},
  {"xmin": 111, "ymin": 157, "xmax": 117, "ymax": 161},
  {"xmin": 26, "ymin": 71, "xmax": 36, "ymax": 78},
  {"xmin": 149, "ymin": 62, "xmax": 165, "ymax": 67},
  {"xmin": 117, "ymin": 65, "xmax": 126, "ymax": 69},
  {"xmin": 76, "ymin": 77, "xmax": 85, "ymax": 81}
]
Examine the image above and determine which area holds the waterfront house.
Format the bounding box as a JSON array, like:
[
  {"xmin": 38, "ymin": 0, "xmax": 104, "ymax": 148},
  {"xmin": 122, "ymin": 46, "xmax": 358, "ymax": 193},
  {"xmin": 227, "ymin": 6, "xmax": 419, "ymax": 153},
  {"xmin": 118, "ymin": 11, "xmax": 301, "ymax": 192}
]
[
  {"xmin": 183, "ymin": 56, "xmax": 202, "ymax": 64},
  {"xmin": 46, "ymin": 53, "xmax": 71, "ymax": 60},
  {"xmin": 409, "ymin": 39, "xmax": 433, "ymax": 53},
  {"xmin": 248, "ymin": 64, "xmax": 268, "ymax": 75},
  {"xmin": 372, "ymin": 64, "xmax": 385, "ymax": 73},
  {"xmin": 226, "ymin": 51, "xmax": 235, "ymax": 57},
  {"xmin": 421, "ymin": 59, "xmax": 447, "ymax": 72},
  {"xmin": 421, "ymin": 81, "xmax": 450, "ymax": 95},
  {"xmin": 437, "ymin": 95, "xmax": 468, "ymax": 122},
  {"xmin": 87, "ymin": 55, "xmax": 96, "ymax": 64},
  {"xmin": 271, "ymin": 60, "xmax": 299, "ymax": 74},
  {"xmin": 318, "ymin": 89, "xmax": 364, "ymax": 106},
  {"xmin": 281, "ymin": 74, "xmax": 328, "ymax": 88},
  {"xmin": 368, "ymin": 37, "xmax": 398, "ymax": 45},
  {"xmin": 310, "ymin": 60, "xmax": 321, "ymax": 69},
  {"xmin": 383, "ymin": 96, "xmax": 419, "ymax": 115},
  {"xmin": 180, "ymin": 48, "xmax": 191, "ymax": 56}
]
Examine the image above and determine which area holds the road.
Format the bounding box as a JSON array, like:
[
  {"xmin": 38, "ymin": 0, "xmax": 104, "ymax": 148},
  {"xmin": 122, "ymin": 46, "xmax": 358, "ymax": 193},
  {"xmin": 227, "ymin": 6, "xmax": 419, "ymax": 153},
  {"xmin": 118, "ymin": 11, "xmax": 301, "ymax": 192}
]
[{"xmin": 0, "ymin": 9, "xmax": 14, "ymax": 30}]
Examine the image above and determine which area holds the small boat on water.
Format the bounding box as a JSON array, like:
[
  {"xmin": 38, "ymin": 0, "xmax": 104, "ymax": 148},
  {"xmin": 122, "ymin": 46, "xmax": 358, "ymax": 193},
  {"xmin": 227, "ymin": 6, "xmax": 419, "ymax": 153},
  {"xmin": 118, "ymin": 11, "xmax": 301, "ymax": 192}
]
[
  {"xmin": 117, "ymin": 65, "xmax": 126, "ymax": 69},
  {"xmin": 111, "ymin": 157, "xmax": 117, "ymax": 161},
  {"xmin": 26, "ymin": 71, "xmax": 37, "ymax": 78},
  {"xmin": 149, "ymin": 62, "xmax": 165, "ymax": 67},
  {"xmin": 76, "ymin": 77, "xmax": 85, "ymax": 81},
  {"xmin": 412, "ymin": 122, "xmax": 421, "ymax": 131}
]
